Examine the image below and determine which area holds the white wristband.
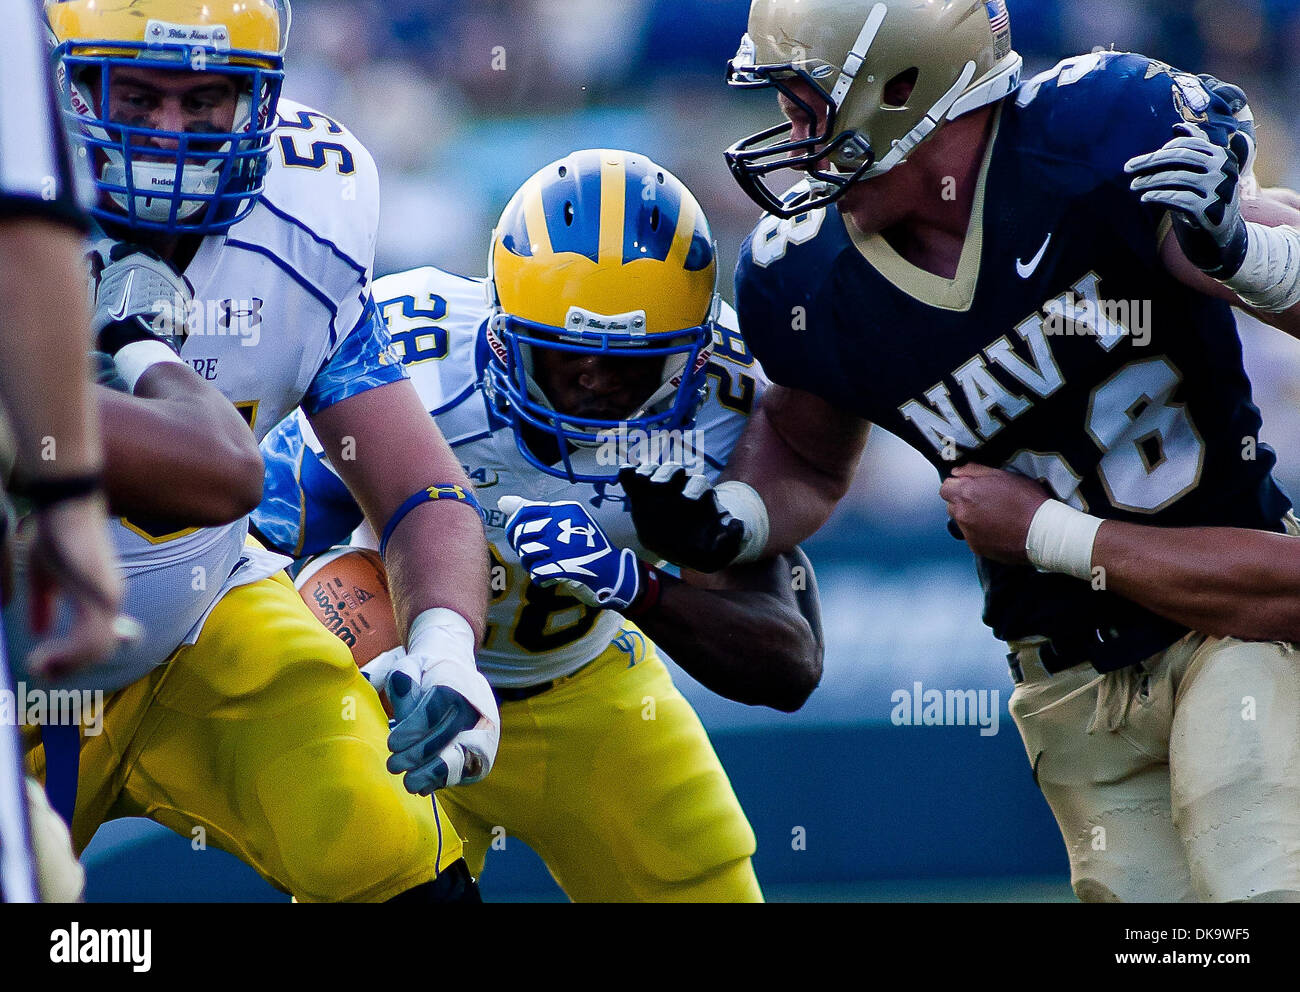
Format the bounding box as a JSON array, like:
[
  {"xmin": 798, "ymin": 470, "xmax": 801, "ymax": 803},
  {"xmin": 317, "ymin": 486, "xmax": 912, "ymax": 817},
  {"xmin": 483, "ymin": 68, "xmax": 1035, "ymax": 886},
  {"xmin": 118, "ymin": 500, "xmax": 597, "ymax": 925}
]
[
  {"xmin": 114, "ymin": 339, "xmax": 186, "ymax": 393},
  {"xmin": 1222, "ymin": 222, "xmax": 1300, "ymax": 313},
  {"xmin": 714, "ymin": 481, "xmax": 770, "ymax": 565},
  {"xmin": 406, "ymin": 607, "xmax": 496, "ymax": 721},
  {"xmin": 1025, "ymin": 499, "xmax": 1103, "ymax": 581},
  {"xmin": 408, "ymin": 607, "xmax": 477, "ymax": 670}
]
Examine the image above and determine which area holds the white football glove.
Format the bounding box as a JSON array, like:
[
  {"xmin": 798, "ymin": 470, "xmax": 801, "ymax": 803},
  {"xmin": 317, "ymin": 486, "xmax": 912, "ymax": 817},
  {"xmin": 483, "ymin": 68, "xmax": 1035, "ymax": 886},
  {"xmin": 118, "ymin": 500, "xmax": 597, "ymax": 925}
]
[
  {"xmin": 361, "ymin": 609, "xmax": 499, "ymax": 796},
  {"xmin": 87, "ymin": 241, "xmax": 191, "ymax": 391},
  {"xmin": 1124, "ymin": 122, "xmax": 1253, "ymax": 278},
  {"xmin": 88, "ymin": 240, "xmax": 193, "ymax": 341}
]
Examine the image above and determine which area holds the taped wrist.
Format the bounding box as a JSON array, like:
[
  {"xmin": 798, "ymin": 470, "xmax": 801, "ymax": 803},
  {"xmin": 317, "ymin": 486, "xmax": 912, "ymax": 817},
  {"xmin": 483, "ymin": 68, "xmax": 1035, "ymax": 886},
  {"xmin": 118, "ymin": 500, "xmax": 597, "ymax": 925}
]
[
  {"xmin": 405, "ymin": 606, "xmax": 496, "ymax": 727},
  {"xmin": 1025, "ymin": 500, "xmax": 1103, "ymax": 581},
  {"xmin": 1221, "ymin": 223, "xmax": 1300, "ymax": 312},
  {"xmin": 714, "ymin": 481, "xmax": 770, "ymax": 565},
  {"xmin": 408, "ymin": 607, "xmax": 477, "ymax": 670}
]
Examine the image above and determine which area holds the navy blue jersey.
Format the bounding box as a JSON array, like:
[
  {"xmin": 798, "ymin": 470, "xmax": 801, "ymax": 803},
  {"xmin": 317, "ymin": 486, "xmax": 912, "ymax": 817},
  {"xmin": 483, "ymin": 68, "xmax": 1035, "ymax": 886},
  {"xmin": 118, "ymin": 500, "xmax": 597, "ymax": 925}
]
[{"xmin": 736, "ymin": 52, "xmax": 1291, "ymax": 670}]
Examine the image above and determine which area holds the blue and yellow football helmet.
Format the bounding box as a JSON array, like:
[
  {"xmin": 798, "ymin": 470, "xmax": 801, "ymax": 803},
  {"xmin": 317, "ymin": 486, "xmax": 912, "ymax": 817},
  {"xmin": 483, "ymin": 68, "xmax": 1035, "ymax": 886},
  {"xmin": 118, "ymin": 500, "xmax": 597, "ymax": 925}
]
[
  {"xmin": 485, "ymin": 149, "xmax": 719, "ymax": 484},
  {"xmin": 46, "ymin": 0, "xmax": 290, "ymax": 234}
]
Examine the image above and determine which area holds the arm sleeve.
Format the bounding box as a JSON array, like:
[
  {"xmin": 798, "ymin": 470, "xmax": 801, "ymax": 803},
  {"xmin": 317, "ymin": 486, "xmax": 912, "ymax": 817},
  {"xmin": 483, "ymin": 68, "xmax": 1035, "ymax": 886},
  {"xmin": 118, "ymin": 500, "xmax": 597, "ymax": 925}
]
[
  {"xmin": 0, "ymin": 0, "xmax": 89, "ymax": 231},
  {"xmin": 301, "ymin": 293, "xmax": 408, "ymax": 416},
  {"xmin": 252, "ymin": 412, "xmax": 365, "ymax": 557}
]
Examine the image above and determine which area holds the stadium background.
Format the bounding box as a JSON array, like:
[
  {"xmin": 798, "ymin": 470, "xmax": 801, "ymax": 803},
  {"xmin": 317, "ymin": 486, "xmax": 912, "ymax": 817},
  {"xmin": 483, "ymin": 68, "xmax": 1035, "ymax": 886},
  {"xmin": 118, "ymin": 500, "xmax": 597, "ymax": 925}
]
[{"xmin": 84, "ymin": 0, "xmax": 1300, "ymax": 900}]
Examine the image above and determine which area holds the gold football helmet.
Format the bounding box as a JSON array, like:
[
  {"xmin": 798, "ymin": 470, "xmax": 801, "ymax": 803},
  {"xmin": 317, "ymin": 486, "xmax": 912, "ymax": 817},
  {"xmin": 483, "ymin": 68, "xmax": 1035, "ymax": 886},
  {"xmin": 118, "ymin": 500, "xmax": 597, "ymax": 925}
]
[{"xmin": 726, "ymin": 0, "xmax": 1023, "ymax": 216}]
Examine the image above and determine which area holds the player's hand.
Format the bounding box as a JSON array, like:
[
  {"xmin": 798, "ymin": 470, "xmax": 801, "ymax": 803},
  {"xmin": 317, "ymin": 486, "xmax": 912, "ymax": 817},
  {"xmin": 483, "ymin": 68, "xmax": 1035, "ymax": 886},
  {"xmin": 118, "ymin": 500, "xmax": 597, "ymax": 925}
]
[
  {"xmin": 87, "ymin": 240, "xmax": 192, "ymax": 353},
  {"xmin": 617, "ymin": 463, "xmax": 745, "ymax": 573},
  {"xmin": 365, "ymin": 614, "xmax": 499, "ymax": 796},
  {"xmin": 23, "ymin": 496, "xmax": 137, "ymax": 680},
  {"xmin": 498, "ymin": 495, "xmax": 645, "ymax": 611},
  {"xmin": 939, "ymin": 464, "xmax": 1053, "ymax": 565},
  {"xmin": 1125, "ymin": 121, "xmax": 1254, "ymax": 278},
  {"xmin": 1196, "ymin": 73, "xmax": 1258, "ymax": 195}
]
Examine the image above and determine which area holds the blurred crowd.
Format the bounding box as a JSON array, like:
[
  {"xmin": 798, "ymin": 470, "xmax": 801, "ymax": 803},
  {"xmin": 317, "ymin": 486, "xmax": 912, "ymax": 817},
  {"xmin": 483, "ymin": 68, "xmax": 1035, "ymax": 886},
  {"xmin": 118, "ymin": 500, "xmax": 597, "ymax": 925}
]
[{"xmin": 280, "ymin": 0, "xmax": 1300, "ymax": 534}]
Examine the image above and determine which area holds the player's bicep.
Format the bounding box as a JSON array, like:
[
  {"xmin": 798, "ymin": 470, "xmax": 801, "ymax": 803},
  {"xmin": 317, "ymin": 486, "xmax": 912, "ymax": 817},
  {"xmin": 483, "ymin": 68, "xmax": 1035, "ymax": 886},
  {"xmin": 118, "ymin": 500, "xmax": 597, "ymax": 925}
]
[{"xmin": 752, "ymin": 384, "xmax": 871, "ymax": 484}]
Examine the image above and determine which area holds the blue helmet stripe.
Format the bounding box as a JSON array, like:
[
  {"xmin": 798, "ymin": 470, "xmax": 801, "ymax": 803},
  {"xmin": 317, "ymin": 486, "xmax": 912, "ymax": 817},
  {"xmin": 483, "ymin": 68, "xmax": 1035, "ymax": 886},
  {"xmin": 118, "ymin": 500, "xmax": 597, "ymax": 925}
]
[
  {"xmin": 538, "ymin": 149, "xmax": 605, "ymax": 262},
  {"xmin": 622, "ymin": 160, "xmax": 684, "ymax": 265}
]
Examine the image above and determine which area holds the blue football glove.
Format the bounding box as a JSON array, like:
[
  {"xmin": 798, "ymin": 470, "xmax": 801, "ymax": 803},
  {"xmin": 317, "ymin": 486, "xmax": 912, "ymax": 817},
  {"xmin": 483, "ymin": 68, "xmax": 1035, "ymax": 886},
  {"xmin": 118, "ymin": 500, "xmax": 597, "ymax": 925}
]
[
  {"xmin": 361, "ymin": 609, "xmax": 499, "ymax": 796},
  {"xmin": 498, "ymin": 496, "xmax": 645, "ymax": 611},
  {"xmin": 1125, "ymin": 120, "xmax": 1254, "ymax": 278}
]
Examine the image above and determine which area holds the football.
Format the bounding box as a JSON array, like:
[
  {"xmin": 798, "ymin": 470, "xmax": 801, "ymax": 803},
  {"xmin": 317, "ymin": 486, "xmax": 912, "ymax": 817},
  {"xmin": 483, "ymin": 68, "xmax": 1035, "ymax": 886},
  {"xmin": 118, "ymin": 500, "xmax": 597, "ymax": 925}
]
[{"xmin": 295, "ymin": 547, "xmax": 401, "ymax": 716}]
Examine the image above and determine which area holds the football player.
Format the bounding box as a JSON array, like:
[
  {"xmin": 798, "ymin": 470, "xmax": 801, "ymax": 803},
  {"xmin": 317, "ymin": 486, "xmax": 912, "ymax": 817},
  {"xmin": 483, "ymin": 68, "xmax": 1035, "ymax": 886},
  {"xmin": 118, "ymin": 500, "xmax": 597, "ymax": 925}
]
[
  {"xmin": 26, "ymin": 0, "xmax": 494, "ymax": 902},
  {"xmin": 253, "ymin": 150, "xmax": 824, "ymax": 901},
  {"xmin": 620, "ymin": 0, "xmax": 1300, "ymax": 901}
]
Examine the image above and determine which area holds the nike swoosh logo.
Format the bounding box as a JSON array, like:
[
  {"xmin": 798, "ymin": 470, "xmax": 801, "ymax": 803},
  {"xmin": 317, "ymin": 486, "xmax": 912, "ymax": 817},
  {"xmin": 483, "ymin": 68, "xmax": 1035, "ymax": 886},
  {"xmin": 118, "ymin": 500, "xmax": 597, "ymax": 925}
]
[
  {"xmin": 1016, "ymin": 234, "xmax": 1052, "ymax": 279},
  {"xmin": 109, "ymin": 270, "xmax": 135, "ymax": 321}
]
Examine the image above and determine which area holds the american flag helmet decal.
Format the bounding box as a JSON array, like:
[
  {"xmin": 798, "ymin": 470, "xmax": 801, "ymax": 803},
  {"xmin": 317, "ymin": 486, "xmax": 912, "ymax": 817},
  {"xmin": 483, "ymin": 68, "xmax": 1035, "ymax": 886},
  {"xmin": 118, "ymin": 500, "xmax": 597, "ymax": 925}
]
[{"xmin": 986, "ymin": 0, "xmax": 1012, "ymax": 60}]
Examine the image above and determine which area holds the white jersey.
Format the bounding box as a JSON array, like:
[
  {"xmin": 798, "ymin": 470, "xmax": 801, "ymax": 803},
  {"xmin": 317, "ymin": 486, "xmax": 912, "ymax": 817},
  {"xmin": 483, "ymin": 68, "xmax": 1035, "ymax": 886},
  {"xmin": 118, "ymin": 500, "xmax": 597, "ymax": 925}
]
[
  {"xmin": 258, "ymin": 265, "xmax": 769, "ymax": 688},
  {"xmin": 97, "ymin": 99, "xmax": 394, "ymax": 690}
]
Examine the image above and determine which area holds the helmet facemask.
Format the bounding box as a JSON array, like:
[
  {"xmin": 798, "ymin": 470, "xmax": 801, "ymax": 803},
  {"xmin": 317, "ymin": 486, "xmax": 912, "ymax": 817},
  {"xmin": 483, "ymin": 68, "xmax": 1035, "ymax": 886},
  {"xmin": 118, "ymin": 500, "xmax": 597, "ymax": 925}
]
[{"xmin": 485, "ymin": 298, "xmax": 716, "ymax": 485}]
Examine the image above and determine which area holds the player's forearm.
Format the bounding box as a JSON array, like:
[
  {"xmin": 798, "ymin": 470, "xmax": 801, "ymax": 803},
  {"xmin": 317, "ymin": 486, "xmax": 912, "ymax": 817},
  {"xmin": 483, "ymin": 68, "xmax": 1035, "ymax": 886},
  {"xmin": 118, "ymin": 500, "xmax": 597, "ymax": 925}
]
[
  {"xmin": 632, "ymin": 576, "xmax": 821, "ymax": 711},
  {"xmin": 99, "ymin": 365, "xmax": 264, "ymax": 524},
  {"xmin": 1239, "ymin": 194, "xmax": 1300, "ymax": 334},
  {"xmin": 383, "ymin": 508, "xmax": 489, "ymax": 646},
  {"xmin": 312, "ymin": 381, "xmax": 489, "ymax": 643},
  {"xmin": 1164, "ymin": 194, "xmax": 1300, "ymax": 338},
  {"xmin": 0, "ymin": 220, "xmax": 103, "ymax": 479},
  {"xmin": 1094, "ymin": 522, "xmax": 1300, "ymax": 642}
]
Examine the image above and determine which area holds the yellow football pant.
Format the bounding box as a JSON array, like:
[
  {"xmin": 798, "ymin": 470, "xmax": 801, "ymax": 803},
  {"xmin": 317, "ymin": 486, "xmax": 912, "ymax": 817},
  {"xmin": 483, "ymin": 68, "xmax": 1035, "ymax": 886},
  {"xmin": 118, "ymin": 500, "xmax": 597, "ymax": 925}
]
[
  {"xmin": 440, "ymin": 625, "xmax": 762, "ymax": 902},
  {"xmin": 25, "ymin": 572, "xmax": 462, "ymax": 902}
]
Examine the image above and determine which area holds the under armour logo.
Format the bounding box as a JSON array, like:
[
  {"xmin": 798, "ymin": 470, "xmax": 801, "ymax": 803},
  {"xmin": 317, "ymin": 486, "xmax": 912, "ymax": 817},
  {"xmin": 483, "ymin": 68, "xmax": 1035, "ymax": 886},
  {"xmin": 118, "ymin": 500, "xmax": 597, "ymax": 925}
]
[{"xmin": 557, "ymin": 520, "xmax": 597, "ymax": 547}]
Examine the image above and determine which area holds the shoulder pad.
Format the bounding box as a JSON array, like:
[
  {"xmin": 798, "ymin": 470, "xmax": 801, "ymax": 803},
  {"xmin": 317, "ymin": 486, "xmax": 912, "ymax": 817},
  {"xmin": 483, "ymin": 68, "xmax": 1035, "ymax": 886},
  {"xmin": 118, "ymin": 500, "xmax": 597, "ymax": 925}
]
[
  {"xmin": 372, "ymin": 266, "xmax": 489, "ymax": 419},
  {"xmin": 1012, "ymin": 52, "xmax": 1240, "ymax": 184},
  {"xmin": 253, "ymin": 99, "xmax": 380, "ymax": 280}
]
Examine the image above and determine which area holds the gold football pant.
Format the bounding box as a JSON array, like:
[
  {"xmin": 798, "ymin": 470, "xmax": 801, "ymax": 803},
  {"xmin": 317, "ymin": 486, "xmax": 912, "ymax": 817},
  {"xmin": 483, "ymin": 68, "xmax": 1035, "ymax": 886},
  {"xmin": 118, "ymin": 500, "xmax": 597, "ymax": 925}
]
[
  {"xmin": 440, "ymin": 624, "xmax": 762, "ymax": 902},
  {"xmin": 1008, "ymin": 632, "xmax": 1300, "ymax": 902},
  {"xmin": 25, "ymin": 572, "xmax": 462, "ymax": 902}
]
